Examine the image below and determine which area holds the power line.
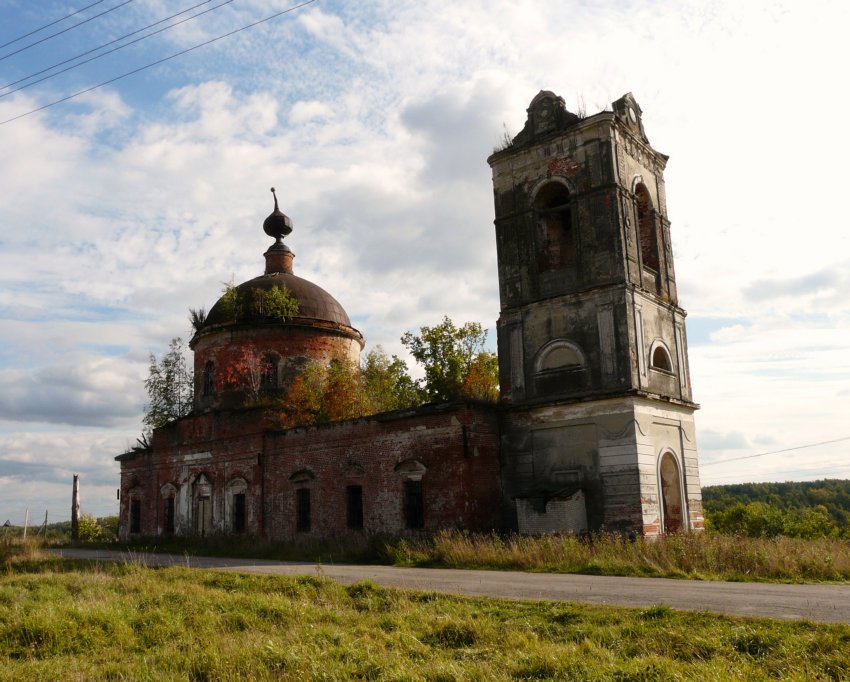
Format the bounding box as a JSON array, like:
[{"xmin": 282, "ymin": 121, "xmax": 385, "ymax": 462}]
[
  {"xmin": 0, "ymin": 0, "xmax": 136, "ymax": 63},
  {"xmin": 0, "ymin": 0, "xmax": 318, "ymax": 127},
  {"xmin": 705, "ymin": 462, "xmax": 850, "ymax": 482},
  {"xmin": 1, "ymin": 0, "xmax": 234, "ymax": 98},
  {"xmin": 0, "ymin": 0, "xmax": 109, "ymax": 50},
  {"xmin": 701, "ymin": 436, "xmax": 850, "ymax": 467}
]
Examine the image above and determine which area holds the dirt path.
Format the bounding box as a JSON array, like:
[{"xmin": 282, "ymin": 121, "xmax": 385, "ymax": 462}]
[{"xmin": 53, "ymin": 548, "xmax": 850, "ymax": 624}]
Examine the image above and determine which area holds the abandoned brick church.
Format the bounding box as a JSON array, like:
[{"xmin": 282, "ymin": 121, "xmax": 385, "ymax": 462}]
[{"xmin": 116, "ymin": 91, "xmax": 704, "ymax": 540}]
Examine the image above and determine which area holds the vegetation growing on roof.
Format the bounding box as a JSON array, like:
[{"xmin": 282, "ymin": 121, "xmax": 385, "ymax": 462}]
[{"xmin": 212, "ymin": 280, "xmax": 300, "ymax": 326}]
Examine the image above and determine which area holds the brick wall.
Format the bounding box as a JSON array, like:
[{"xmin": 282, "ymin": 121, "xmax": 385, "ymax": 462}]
[{"xmin": 117, "ymin": 401, "xmax": 503, "ymax": 540}]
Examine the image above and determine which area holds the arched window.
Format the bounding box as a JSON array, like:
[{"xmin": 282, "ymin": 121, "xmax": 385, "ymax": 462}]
[
  {"xmin": 226, "ymin": 478, "xmax": 248, "ymax": 534},
  {"xmin": 395, "ymin": 459, "xmax": 426, "ymax": 531},
  {"xmin": 160, "ymin": 483, "xmax": 177, "ymax": 535},
  {"xmin": 128, "ymin": 486, "xmax": 144, "ymax": 535},
  {"xmin": 534, "ymin": 339, "xmax": 586, "ymax": 373},
  {"xmin": 650, "ymin": 341, "xmax": 674, "ymax": 373},
  {"xmin": 534, "ymin": 182, "xmax": 575, "ymax": 272},
  {"xmin": 635, "ymin": 183, "xmax": 660, "ymax": 272},
  {"xmin": 193, "ymin": 473, "xmax": 213, "ymax": 537},
  {"xmin": 260, "ymin": 354, "xmax": 278, "ymax": 391},
  {"xmin": 202, "ymin": 361, "xmax": 215, "ymax": 397}
]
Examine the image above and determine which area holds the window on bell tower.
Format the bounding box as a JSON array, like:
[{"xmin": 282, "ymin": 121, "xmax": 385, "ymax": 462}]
[
  {"xmin": 635, "ymin": 183, "xmax": 660, "ymax": 272},
  {"xmin": 533, "ymin": 182, "xmax": 575, "ymax": 273}
]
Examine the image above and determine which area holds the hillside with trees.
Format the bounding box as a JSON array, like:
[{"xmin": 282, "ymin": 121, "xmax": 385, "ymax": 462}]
[{"xmin": 703, "ymin": 479, "xmax": 850, "ymax": 539}]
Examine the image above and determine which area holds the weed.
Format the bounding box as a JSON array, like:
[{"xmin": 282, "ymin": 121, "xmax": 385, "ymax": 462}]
[
  {"xmin": 639, "ymin": 605, "xmax": 672, "ymax": 621},
  {"xmin": 424, "ymin": 623, "xmax": 479, "ymax": 648}
]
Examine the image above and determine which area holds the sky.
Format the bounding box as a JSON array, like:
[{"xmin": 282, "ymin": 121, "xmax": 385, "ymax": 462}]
[{"xmin": 1, "ymin": 0, "xmax": 849, "ymax": 524}]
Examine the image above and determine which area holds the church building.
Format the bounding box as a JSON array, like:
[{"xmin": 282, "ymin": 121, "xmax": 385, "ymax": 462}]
[{"xmin": 116, "ymin": 91, "xmax": 704, "ymax": 540}]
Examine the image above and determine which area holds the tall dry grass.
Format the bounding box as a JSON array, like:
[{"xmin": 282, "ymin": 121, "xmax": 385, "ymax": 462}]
[
  {"xmin": 389, "ymin": 530, "xmax": 850, "ymax": 582},
  {"xmin": 1, "ymin": 536, "xmax": 49, "ymax": 568}
]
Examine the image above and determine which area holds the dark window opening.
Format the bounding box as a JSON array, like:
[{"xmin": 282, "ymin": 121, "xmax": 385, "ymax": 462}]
[
  {"xmin": 296, "ymin": 488, "xmax": 311, "ymax": 532},
  {"xmin": 636, "ymin": 184, "xmax": 660, "ymax": 272},
  {"xmin": 403, "ymin": 480, "xmax": 424, "ymax": 530},
  {"xmin": 534, "ymin": 182, "xmax": 575, "ymax": 273},
  {"xmin": 651, "ymin": 346, "xmax": 673, "ymax": 372},
  {"xmin": 232, "ymin": 493, "xmax": 246, "ymax": 533},
  {"xmin": 203, "ymin": 361, "xmax": 215, "ymax": 397},
  {"xmin": 260, "ymin": 355, "xmax": 278, "ymax": 391},
  {"xmin": 346, "ymin": 485, "xmax": 364, "ymax": 530},
  {"xmin": 163, "ymin": 497, "xmax": 175, "ymax": 535},
  {"xmin": 130, "ymin": 499, "xmax": 141, "ymax": 534}
]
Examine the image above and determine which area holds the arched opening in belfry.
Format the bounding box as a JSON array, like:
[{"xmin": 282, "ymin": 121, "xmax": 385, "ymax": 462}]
[
  {"xmin": 659, "ymin": 452, "xmax": 684, "ymax": 533},
  {"xmin": 533, "ymin": 182, "xmax": 575, "ymax": 272},
  {"xmin": 635, "ymin": 183, "xmax": 660, "ymax": 272}
]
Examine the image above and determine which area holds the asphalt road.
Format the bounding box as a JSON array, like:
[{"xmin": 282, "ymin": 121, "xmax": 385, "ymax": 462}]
[{"xmin": 53, "ymin": 548, "xmax": 850, "ymax": 624}]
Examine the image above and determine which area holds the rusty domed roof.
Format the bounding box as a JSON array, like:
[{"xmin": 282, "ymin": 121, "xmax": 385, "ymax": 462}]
[
  {"xmin": 204, "ymin": 271, "xmax": 353, "ymax": 329},
  {"xmin": 193, "ymin": 191, "xmax": 360, "ymax": 341}
]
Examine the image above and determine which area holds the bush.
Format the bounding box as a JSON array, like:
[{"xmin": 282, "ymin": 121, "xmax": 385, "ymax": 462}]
[{"xmin": 77, "ymin": 514, "xmax": 102, "ymax": 542}]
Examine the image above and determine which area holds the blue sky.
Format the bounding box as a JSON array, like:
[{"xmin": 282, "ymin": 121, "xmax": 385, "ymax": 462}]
[{"xmin": 1, "ymin": 0, "xmax": 849, "ymax": 523}]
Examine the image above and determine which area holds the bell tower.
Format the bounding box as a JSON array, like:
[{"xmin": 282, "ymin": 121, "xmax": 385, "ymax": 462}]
[{"xmin": 488, "ymin": 91, "xmax": 703, "ymax": 535}]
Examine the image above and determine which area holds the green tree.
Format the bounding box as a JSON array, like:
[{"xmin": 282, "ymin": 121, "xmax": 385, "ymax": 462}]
[
  {"xmin": 783, "ymin": 505, "xmax": 839, "ymax": 539},
  {"xmin": 361, "ymin": 346, "xmax": 424, "ymax": 412},
  {"xmin": 143, "ymin": 337, "xmax": 194, "ymax": 431},
  {"xmin": 401, "ymin": 316, "xmax": 498, "ymax": 402},
  {"xmin": 708, "ymin": 502, "xmax": 783, "ymax": 537}
]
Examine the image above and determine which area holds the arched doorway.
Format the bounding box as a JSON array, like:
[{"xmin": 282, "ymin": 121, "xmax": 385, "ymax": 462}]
[
  {"xmin": 193, "ymin": 474, "xmax": 213, "ymax": 536},
  {"xmin": 659, "ymin": 452, "xmax": 684, "ymax": 533}
]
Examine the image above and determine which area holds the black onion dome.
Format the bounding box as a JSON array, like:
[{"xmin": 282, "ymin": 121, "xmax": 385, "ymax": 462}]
[
  {"xmin": 263, "ymin": 187, "xmax": 293, "ymax": 240},
  {"xmin": 204, "ymin": 272, "xmax": 353, "ymax": 328}
]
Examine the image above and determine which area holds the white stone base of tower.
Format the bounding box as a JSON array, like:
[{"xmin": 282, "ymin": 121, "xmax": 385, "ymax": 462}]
[{"xmin": 505, "ymin": 396, "xmax": 703, "ymax": 536}]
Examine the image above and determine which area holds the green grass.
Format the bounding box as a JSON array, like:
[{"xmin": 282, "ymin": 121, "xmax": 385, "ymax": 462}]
[{"xmin": 1, "ymin": 553, "xmax": 849, "ymax": 681}]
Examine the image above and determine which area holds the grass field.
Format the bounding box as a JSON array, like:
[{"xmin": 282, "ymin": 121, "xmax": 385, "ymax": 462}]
[{"xmin": 2, "ymin": 543, "xmax": 850, "ymax": 680}]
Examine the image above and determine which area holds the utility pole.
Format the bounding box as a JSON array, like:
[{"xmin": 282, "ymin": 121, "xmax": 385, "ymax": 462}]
[{"xmin": 71, "ymin": 474, "xmax": 80, "ymax": 541}]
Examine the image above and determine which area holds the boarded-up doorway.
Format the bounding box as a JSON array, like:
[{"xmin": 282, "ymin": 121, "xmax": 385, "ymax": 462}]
[{"xmin": 659, "ymin": 452, "xmax": 683, "ymax": 533}]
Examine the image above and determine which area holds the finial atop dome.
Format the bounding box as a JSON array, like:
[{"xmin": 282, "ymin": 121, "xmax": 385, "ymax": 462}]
[{"xmin": 263, "ymin": 187, "xmax": 293, "ymax": 244}]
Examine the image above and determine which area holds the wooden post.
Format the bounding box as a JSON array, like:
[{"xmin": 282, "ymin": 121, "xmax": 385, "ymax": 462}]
[
  {"xmin": 22, "ymin": 508, "xmax": 29, "ymax": 539},
  {"xmin": 71, "ymin": 474, "xmax": 80, "ymax": 541}
]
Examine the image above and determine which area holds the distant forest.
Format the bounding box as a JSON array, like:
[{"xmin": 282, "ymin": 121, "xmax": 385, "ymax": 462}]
[{"xmin": 702, "ymin": 479, "xmax": 850, "ymax": 538}]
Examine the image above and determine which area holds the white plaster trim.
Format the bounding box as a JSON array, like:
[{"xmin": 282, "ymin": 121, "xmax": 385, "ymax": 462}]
[
  {"xmin": 532, "ymin": 338, "xmax": 586, "ymax": 373},
  {"xmin": 181, "ymin": 451, "xmax": 212, "ymax": 462},
  {"xmin": 648, "ymin": 339, "xmax": 674, "ymax": 373}
]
